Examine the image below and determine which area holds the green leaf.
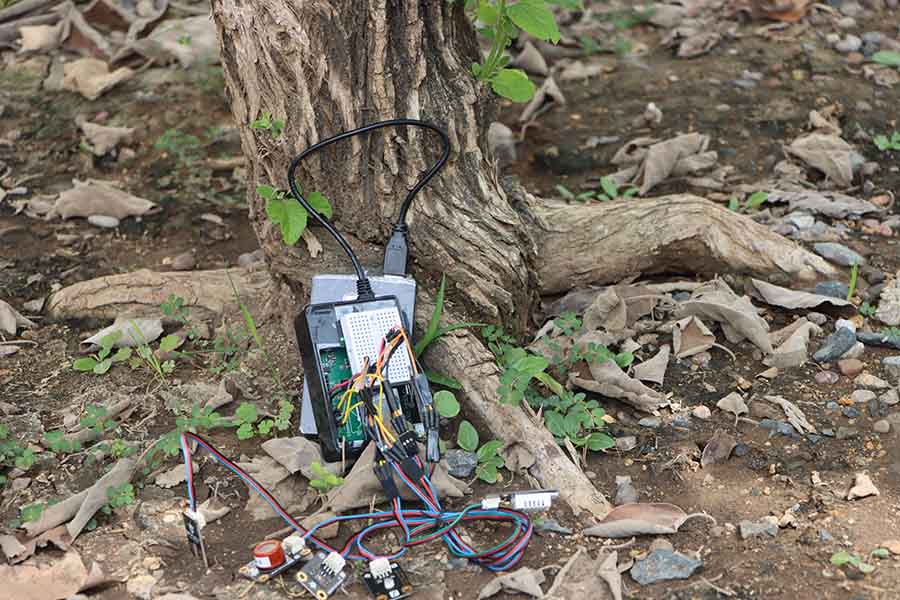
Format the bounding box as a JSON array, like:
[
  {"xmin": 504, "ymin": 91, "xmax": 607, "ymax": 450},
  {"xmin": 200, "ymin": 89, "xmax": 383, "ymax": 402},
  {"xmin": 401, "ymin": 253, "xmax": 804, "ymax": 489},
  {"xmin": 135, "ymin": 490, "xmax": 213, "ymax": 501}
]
[
  {"xmin": 544, "ymin": 411, "xmax": 566, "ymax": 438},
  {"xmin": 73, "ymin": 357, "xmax": 98, "ymax": 372},
  {"xmin": 874, "ymin": 135, "xmax": 890, "ymax": 151},
  {"xmin": 477, "ymin": 440, "xmax": 504, "ymax": 461},
  {"xmin": 15, "ymin": 449, "xmax": 35, "ymax": 470},
  {"xmin": 161, "ymin": 360, "xmax": 175, "ymax": 374},
  {"xmin": 872, "ymin": 50, "xmax": 900, "ymax": 67},
  {"xmin": 507, "ymin": 0, "xmax": 561, "ymax": 43},
  {"xmin": 858, "ymin": 562, "xmax": 876, "ymax": 574},
  {"xmin": 266, "ymin": 197, "xmax": 308, "ymax": 246},
  {"xmin": 20, "ymin": 503, "xmax": 44, "ymax": 523},
  {"xmin": 546, "ymin": 0, "xmax": 584, "ymax": 8},
  {"xmin": 425, "ymin": 370, "xmax": 463, "ymax": 390},
  {"xmin": 477, "ymin": 0, "xmax": 499, "ymax": 25},
  {"xmin": 236, "ymin": 423, "xmax": 255, "ymax": 440},
  {"xmin": 234, "ymin": 403, "xmax": 258, "ymax": 426},
  {"xmin": 490, "ymin": 68, "xmax": 536, "ymax": 102},
  {"xmin": 476, "ymin": 462, "xmax": 498, "ymax": 483},
  {"xmin": 831, "ymin": 551, "xmax": 853, "ymax": 566},
  {"xmin": 457, "ymin": 420, "xmax": 479, "ymax": 452},
  {"xmin": 256, "ymin": 184, "xmax": 277, "ymax": 200},
  {"xmin": 93, "ymin": 358, "xmax": 113, "ymax": 375},
  {"xmin": 600, "ymin": 176, "xmax": 618, "ymax": 199},
  {"xmin": 728, "ymin": 197, "xmax": 739, "ymax": 212},
  {"xmin": 306, "ymin": 191, "xmax": 333, "ymax": 218},
  {"xmin": 100, "ymin": 331, "xmax": 123, "ymax": 349},
  {"xmin": 257, "ymin": 419, "xmax": 275, "ymax": 436},
  {"xmin": 111, "ymin": 347, "xmax": 132, "ymax": 362},
  {"xmin": 586, "ymin": 432, "xmax": 615, "ymax": 451},
  {"xmin": 159, "ymin": 335, "xmax": 181, "ymax": 353},
  {"xmin": 434, "ymin": 390, "xmax": 461, "ymax": 418},
  {"xmin": 745, "ymin": 191, "xmax": 768, "ymax": 211},
  {"xmin": 872, "ymin": 548, "xmax": 890, "ymax": 559},
  {"xmin": 614, "ymin": 352, "xmax": 634, "ymax": 369},
  {"xmin": 555, "ymin": 185, "xmax": 574, "ymax": 200},
  {"xmin": 417, "ymin": 274, "xmax": 446, "ymax": 356}
]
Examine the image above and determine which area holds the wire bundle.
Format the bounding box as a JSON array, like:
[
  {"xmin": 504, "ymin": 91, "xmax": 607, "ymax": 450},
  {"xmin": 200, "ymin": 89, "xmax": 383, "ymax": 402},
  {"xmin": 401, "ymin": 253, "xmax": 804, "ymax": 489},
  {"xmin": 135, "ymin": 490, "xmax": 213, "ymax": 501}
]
[{"xmin": 179, "ymin": 329, "xmax": 533, "ymax": 573}]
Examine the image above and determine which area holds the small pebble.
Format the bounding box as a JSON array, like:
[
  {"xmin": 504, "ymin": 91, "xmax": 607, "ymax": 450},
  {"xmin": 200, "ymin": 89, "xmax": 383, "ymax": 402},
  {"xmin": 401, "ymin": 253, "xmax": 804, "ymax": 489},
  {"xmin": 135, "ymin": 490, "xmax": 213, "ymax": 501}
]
[
  {"xmin": 836, "ymin": 16, "xmax": 857, "ymax": 29},
  {"xmin": 842, "ymin": 406, "xmax": 861, "ymax": 418},
  {"xmin": 835, "ymin": 34, "xmax": 862, "ymax": 53},
  {"xmin": 881, "ymin": 389, "xmax": 899, "ymax": 406},
  {"xmin": 807, "ymin": 312, "xmax": 828, "ymax": 326},
  {"xmin": 733, "ymin": 443, "xmax": 750, "ymax": 457},
  {"xmin": 838, "ymin": 359, "xmax": 864, "ymax": 377},
  {"xmin": 171, "ymin": 252, "xmax": 196, "ymax": 271},
  {"xmin": 826, "ymin": 401, "xmax": 840, "ymax": 412},
  {"xmin": 851, "ymin": 389, "xmax": 876, "ymax": 404},
  {"xmin": 692, "ymin": 406, "xmax": 712, "ymax": 420},
  {"xmin": 836, "ymin": 426, "xmax": 858, "ymax": 440},
  {"xmin": 639, "ymin": 416, "xmax": 661, "ymax": 428},
  {"xmin": 87, "ymin": 215, "xmax": 120, "ymax": 228},
  {"xmin": 873, "ymin": 420, "xmax": 891, "ymax": 433},
  {"xmin": 815, "ymin": 370, "xmax": 840, "ymax": 385}
]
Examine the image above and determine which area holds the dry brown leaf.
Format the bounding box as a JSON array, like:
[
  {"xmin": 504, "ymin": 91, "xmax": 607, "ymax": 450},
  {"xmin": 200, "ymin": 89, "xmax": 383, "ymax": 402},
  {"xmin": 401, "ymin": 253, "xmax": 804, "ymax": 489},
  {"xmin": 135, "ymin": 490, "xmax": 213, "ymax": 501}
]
[
  {"xmin": 61, "ymin": 58, "xmax": 134, "ymax": 100},
  {"xmin": 67, "ymin": 457, "xmax": 135, "ymax": 539},
  {"xmin": 519, "ymin": 76, "xmax": 565, "ymax": 123},
  {"xmin": 671, "ymin": 316, "xmax": 714, "ymax": 358},
  {"xmin": 54, "ymin": 179, "xmax": 157, "ymax": 220},
  {"xmin": 1, "ymin": 526, "xmax": 71, "ymax": 565},
  {"xmin": 632, "ymin": 344, "xmax": 670, "ymax": 385},
  {"xmin": 571, "ymin": 360, "xmax": 667, "ymax": 412},
  {"xmin": 756, "ymin": 0, "xmax": 812, "ymax": 22},
  {"xmin": 677, "ymin": 281, "xmax": 773, "ymax": 353},
  {"xmin": 78, "ymin": 121, "xmax": 134, "ymax": 156},
  {"xmin": 716, "ymin": 392, "xmax": 748, "ymax": 418},
  {"xmin": 0, "ymin": 551, "xmax": 109, "ymax": 600},
  {"xmin": 764, "ymin": 321, "xmax": 821, "ymax": 368},
  {"xmin": 545, "ymin": 548, "xmax": 621, "ymax": 600},
  {"xmin": 583, "ymin": 503, "xmax": 714, "ymax": 538},
  {"xmin": 81, "ymin": 317, "xmax": 163, "ymax": 347},
  {"xmin": 766, "ymin": 190, "xmax": 881, "ymax": 218},
  {"xmin": 701, "ymin": 429, "xmax": 736, "ymax": 467},
  {"xmin": 765, "ymin": 395, "xmax": 816, "ymax": 434},
  {"xmin": 478, "ymin": 566, "xmax": 545, "ymax": 599},
  {"xmin": 748, "ymin": 279, "xmax": 852, "ymax": 309},
  {"xmin": 847, "ymin": 473, "xmax": 879, "ymax": 500},
  {"xmin": 635, "ymin": 133, "xmax": 713, "ymax": 194},
  {"xmin": 0, "ymin": 299, "xmax": 37, "ymax": 335},
  {"xmin": 785, "ymin": 133, "xmax": 854, "ymax": 188},
  {"xmin": 583, "ymin": 287, "xmax": 627, "ymax": 332},
  {"xmin": 511, "ymin": 41, "xmax": 548, "ymax": 76}
]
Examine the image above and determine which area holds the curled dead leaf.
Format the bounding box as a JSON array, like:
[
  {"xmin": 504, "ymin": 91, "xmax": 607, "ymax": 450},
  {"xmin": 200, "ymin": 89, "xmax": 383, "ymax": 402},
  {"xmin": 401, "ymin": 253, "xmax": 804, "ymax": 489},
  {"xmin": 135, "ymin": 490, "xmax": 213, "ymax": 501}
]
[{"xmin": 583, "ymin": 503, "xmax": 715, "ymax": 538}]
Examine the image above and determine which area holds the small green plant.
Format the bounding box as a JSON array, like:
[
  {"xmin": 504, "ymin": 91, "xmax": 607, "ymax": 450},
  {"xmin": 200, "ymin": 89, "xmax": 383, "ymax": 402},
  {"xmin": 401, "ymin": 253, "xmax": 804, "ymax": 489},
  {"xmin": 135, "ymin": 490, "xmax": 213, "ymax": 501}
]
[
  {"xmin": 101, "ymin": 483, "xmax": 135, "ymax": 515},
  {"xmin": 0, "ymin": 424, "xmax": 35, "ymax": 485},
  {"xmin": 596, "ymin": 177, "xmax": 638, "ymax": 202},
  {"xmin": 555, "ymin": 184, "xmax": 597, "ymax": 203},
  {"xmin": 154, "ymin": 129, "xmax": 202, "ymax": 166},
  {"xmin": 258, "ymin": 184, "xmax": 332, "ymax": 246},
  {"xmin": 873, "ymin": 132, "xmax": 900, "ymax": 152},
  {"xmin": 233, "ymin": 402, "xmax": 259, "ymax": 440},
  {"xmin": 309, "ymin": 461, "xmax": 344, "ymax": 493},
  {"xmin": 73, "ymin": 331, "xmax": 133, "ymax": 375},
  {"xmin": 871, "ymin": 50, "xmax": 900, "ymax": 67},
  {"xmin": 728, "ymin": 191, "xmax": 768, "ymax": 213},
  {"xmin": 881, "ymin": 326, "xmax": 900, "ymax": 339},
  {"xmin": 847, "ymin": 262, "xmax": 859, "ymax": 301},
  {"xmin": 456, "ymin": 420, "xmax": 505, "ymax": 483},
  {"xmin": 859, "ymin": 302, "xmax": 877, "ymax": 318},
  {"xmin": 130, "ymin": 325, "xmax": 180, "ymax": 384},
  {"xmin": 44, "ymin": 431, "xmax": 81, "ymax": 455},
  {"xmin": 18, "ymin": 503, "xmax": 45, "ymax": 525},
  {"xmin": 465, "ymin": 0, "xmax": 578, "ymax": 102},
  {"xmin": 250, "ymin": 112, "xmax": 285, "ymax": 137},
  {"xmin": 177, "ymin": 34, "xmax": 192, "ymax": 45},
  {"xmin": 80, "ymin": 404, "xmax": 117, "ymax": 436},
  {"xmin": 831, "ymin": 550, "xmax": 875, "ymax": 574},
  {"xmin": 533, "ymin": 390, "xmax": 614, "ymax": 450}
]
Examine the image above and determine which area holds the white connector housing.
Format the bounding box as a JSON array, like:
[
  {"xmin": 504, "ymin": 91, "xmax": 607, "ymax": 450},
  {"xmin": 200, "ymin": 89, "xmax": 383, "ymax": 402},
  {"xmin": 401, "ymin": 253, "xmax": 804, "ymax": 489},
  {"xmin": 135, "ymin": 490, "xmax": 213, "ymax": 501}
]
[
  {"xmin": 282, "ymin": 534, "xmax": 307, "ymax": 556},
  {"xmin": 323, "ymin": 551, "xmax": 346, "ymax": 575},
  {"xmin": 510, "ymin": 490, "xmax": 559, "ymax": 512},
  {"xmin": 481, "ymin": 496, "xmax": 502, "ymax": 510},
  {"xmin": 369, "ymin": 557, "xmax": 392, "ymax": 579},
  {"xmin": 184, "ymin": 509, "xmax": 207, "ymax": 529}
]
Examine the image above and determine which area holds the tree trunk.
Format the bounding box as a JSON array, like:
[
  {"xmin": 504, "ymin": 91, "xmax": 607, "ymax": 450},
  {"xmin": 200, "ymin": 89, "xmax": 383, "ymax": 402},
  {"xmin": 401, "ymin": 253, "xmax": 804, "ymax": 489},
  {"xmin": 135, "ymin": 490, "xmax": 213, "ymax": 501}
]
[{"xmin": 209, "ymin": 0, "xmax": 838, "ymax": 519}]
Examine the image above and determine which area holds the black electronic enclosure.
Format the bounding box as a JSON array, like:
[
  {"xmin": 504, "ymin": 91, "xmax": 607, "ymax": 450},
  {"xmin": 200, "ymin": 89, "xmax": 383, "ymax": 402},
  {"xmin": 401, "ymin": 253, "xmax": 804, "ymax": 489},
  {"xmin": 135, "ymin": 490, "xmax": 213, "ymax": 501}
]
[{"xmin": 295, "ymin": 295, "xmax": 416, "ymax": 462}]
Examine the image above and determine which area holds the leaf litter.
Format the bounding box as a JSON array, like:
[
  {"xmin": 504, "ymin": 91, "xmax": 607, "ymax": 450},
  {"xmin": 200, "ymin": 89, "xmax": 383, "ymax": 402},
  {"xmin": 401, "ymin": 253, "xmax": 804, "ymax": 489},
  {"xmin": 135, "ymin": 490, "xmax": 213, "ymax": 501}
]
[{"xmin": 583, "ymin": 503, "xmax": 715, "ymax": 538}]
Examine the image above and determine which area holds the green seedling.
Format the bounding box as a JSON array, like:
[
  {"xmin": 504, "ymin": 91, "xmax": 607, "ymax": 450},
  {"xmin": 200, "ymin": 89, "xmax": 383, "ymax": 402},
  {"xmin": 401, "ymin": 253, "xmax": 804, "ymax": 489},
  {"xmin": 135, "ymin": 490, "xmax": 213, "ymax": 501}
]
[
  {"xmin": 728, "ymin": 191, "xmax": 768, "ymax": 213},
  {"xmin": 847, "ymin": 262, "xmax": 859, "ymax": 301},
  {"xmin": 250, "ymin": 112, "xmax": 285, "ymax": 137},
  {"xmin": 154, "ymin": 129, "xmax": 202, "ymax": 166},
  {"xmin": 873, "ymin": 132, "xmax": 900, "ymax": 152},
  {"xmin": 233, "ymin": 402, "xmax": 259, "ymax": 440},
  {"xmin": 434, "ymin": 391, "xmax": 461, "ymax": 418},
  {"xmin": 537, "ymin": 390, "xmax": 614, "ymax": 451},
  {"xmin": 872, "ymin": 51, "xmax": 900, "ymax": 67},
  {"xmin": 73, "ymin": 331, "xmax": 133, "ymax": 375},
  {"xmin": 831, "ymin": 551, "xmax": 875, "ymax": 574},
  {"xmin": 258, "ymin": 184, "xmax": 332, "ymax": 246},
  {"xmin": 309, "ymin": 461, "xmax": 344, "ymax": 493},
  {"xmin": 859, "ymin": 302, "xmax": 877, "ymax": 318},
  {"xmin": 0, "ymin": 424, "xmax": 35, "ymax": 486},
  {"xmin": 456, "ymin": 420, "xmax": 505, "ymax": 483},
  {"xmin": 101, "ymin": 483, "xmax": 135, "ymax": 515}
]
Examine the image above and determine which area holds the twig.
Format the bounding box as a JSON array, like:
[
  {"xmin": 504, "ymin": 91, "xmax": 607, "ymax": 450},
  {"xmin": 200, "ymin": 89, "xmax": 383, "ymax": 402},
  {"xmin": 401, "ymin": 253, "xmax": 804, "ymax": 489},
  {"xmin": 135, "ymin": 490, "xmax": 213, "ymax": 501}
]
[
  {"xmin": 699, "ymin": 575, "xmax": 735, "ymax": 597},
  {"xmin": 600, "ymin": 536, "xmax": 636, "ymax": 550}
]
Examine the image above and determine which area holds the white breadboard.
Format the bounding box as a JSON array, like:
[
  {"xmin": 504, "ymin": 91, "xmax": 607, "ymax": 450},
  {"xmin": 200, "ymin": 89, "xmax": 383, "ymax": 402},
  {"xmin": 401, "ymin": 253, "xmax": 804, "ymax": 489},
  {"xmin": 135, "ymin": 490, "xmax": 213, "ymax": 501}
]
[{"xmin": 340, "ymin": 308, "xmax": 412, "ymax": 383}]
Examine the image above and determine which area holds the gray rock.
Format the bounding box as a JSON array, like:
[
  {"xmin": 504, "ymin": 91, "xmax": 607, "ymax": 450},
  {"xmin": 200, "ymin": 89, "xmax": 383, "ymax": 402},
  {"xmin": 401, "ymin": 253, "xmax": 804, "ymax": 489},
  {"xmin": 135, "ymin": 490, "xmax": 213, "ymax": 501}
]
[
  {"xmin": 630, "ymin": 550, "xmax": 702, "ymax": 585},
  {"xmin": 822, "ymin": 428, "xmax": 835, "ymax": 437},
  {"xmin": 692, "ymin": 406, "xmax": 712, "ymax": 420},
  {"xmin": 171, "ymin": 252, "xmax": 196, "ymax": 271},
  {"xmin": 836, "ymin": 34, "xmax": 862, "ymax": 53},
  {"xmin": 534, "ymin": 518, "xmax": 573, "ymax": 535},
  {"xmin": 807, "ymin": 312, "xmax": 828, "ymax": 326},
  {"xmin": 861, "ymin": 32, "xmax": 883, "ymax": 45},
  {"xmin": 867, "ymin": 398, "xmax": 883, "ymax": 418},
  {"xmin": 819, "ymin": 529, "xmax": 834, "ymax": 542},
  {"xmin": 836, "ymin": 16, "xmax": 857, "ymax": 29},
  {"xmin": 881, "ymin": 389, "xmax": 899, "ymax": 406},
  {"xmin": 857, "ymin": 332, "xmax": 900, "ymax": 350},
  {"xmin": 487, "ymin": 122, "xmax": 517, "ymax": 168},
  {"xmin": 883, "ymin": 356, "xmax": 900, "ymax": 380},
  {"xmin": 237, "ymin": 249, "xmax": 265, "ymax": 268},
  {"xmin": 87, "ymin": 215, "xmax": 120, "ymax": 228},
  {"xmin": 784, "ymin": 212, "xmax": 816, "ymax": 229},
  {"xmin": 816, "ymin": 371, "xmax": 840, "ymax": 385},
  {"xmin": 740, "ymin": 519, "xmax": 779, "ymax": 539},
  {"xmin": 813, "ymin": 243, "xmax": 865, "ymax": 266},
  {"xmin": 615, "ymin": 475, "xmax": 638, "ymax": 505},
  {"xmin": 639, "ymin": 416, "xmax": 661, "ymax": 428},
  {"xmin": 873, "ymin": 420, "xmax": 891, "ymax": 433},
  {"xmin": 445, "ymin": 449, "xmax": 477, "ymax": 478},
  {"xmin": 813, "ymin": 327, "xmax": 858, "ymax": 362},
  {"xmin": 855, "ymin": 373, "xmax": 890, "ymax": 389},
  {"xmin": 672, "ymin": 415, "xmax": 691, "ymax": 428},
  {"xmin": 649, "ymin": 538, "xmax": 675, "ymax": 553},
  {"xmin": 842, "ymin": 406, "xmax": 861, "ymax": 418},
  {"xmin": 733, "ymin": 443, "xmax": 750, "ymax": 457},
  {"xmin": 851, "ymin": 389, "xmax": 876, "ymax": 404},
  {"xmin": 839, "ymin": 1, "xmax": 862, "ymax": 16},
  {"xmin": 840, "ymin": 341, "xmax": 865, "ymax": 360},
  {"xmin": 826, "ymin": 401, "xmax": 840, "ymax": 411},
  {"xmin": 875, "ymin": 281, "xmax": 900, "ymax": 325},
  {"xmin": 815, "ymin": 281, "xmax": 850, "ymax": 299},
  {"xmin": 836, "ymin": 426, "xmax": 859, "ymax": 440}
]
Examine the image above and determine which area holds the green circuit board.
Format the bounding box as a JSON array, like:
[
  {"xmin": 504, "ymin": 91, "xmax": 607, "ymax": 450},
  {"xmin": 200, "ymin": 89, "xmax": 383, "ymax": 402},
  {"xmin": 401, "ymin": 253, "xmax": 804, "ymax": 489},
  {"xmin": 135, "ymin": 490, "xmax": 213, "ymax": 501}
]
[{"xmin": 320, "ymin": 346, "xmax": 365, "ymax": 445}]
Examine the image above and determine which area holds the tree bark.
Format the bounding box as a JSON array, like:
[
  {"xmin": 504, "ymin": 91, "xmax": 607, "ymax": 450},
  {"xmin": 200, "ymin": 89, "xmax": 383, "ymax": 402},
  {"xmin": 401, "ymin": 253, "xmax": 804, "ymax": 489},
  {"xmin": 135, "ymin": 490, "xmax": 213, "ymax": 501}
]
[{"xmin": 208, "ymin": 0, "xmax": 838, "ymax": 518}]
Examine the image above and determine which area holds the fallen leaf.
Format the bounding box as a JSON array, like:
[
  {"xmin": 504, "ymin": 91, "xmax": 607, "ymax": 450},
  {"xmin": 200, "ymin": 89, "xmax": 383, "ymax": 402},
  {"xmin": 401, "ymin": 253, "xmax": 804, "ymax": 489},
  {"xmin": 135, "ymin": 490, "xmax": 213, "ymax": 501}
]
[
  {"xmin": 545, "ymin": 547, "xmax": 621, "ymax": 600},
  {"xmin": 847, "ymin": 473, "xmax": 879, "ymax": 500},
  {"xmin": 78, "ymin": 120, "xmax": 134, "ymax": 156},
  {"xmin": 701, "ymin": 429, "xmax": 736, "ymax": 467},
  {"xmin": 716, "ymin": 392, "xmax": 748, "ymax": 418},
  {"xmin": 765, "ymin": 395, "xmax": 816, "ymax": 434},
  {"xmin": 671, "ymin": 316, "xmax": 714, "ymax": 358},
  {"xmin": 19, "ymin": 23, "xmax": 65, "ymax": 52},
  {"xmin": 260, "ymin": 436, "xmax": 327, "ymax": 478},
  {"xmin": 54, "ymin": 179, "xmax": 157, "ymax": 220},
  {"xmin": 633, "ymin": 344, "xmax": 670, "ymax": 385},
  {"xmin": 302, "ymin": 228, "xmax": 322, "ymax": 258},
  {"xmin": 118, "ymin": 15, "xmax": 219, "ymax": 68},
  {"xmin": 881, "ymin": 540, "xmax": 900, "ymax": 555},
  {"xmin": 764, "ymin": 321, "xmax": 821, "ymax": 368},
  {"xmin": 154, "ymin": 462, "xmax": 197, "ymax": 489},
  {"xmin": 0, "ymin": 299, "xmax": 36, "ymax": 335},
  {"xmin": 571, "ymin": 360, "xmax": 668, "ymax": 413},
  {"xmin": 630, "ymin": 133, "xmax": 715, "ymax": 194},
  {"xmin": 785, "ymin": 133, "xmax": 854, "ymax": 188},
  {"xmin": 748, "ymin": 279, "xmax": 852, "ymax": 309},
  {"xmin": 677, "ymin": 280, "xmax": 772, "ymax": 353},
  {"xmin": 519, "ymin": 76, "xmax": 565, "ymax": 123},
  {"xmin": 478, "ymin": 566, "xmax": 545, "ymax": 599},
  {"xmin": 197, "ymin": 496, "xmax": 230, "ymax": 524},
  {"xmin": 81, "ymin": 317, "xmax": 163, "ymax": 348},
  {"xmin": 61, "ymin": 58, "xmax": 134, "ymax": 100},
  {"xmin": 500, "ymin": 443, "xmax": 536, "ymax": 473},
  {"xmin": 583, "ymin": 503, "xmax": 714, "ymax": 538},
  {"xmin": 0, "ymin": 551, "xmax": 108, "ymax": 600},
  {"xmin": 583, "ymin": 287, "xmax": 627, "ymax": 332},
  {"xmin": 511, "ymin": 41, "xmax": 549, "ymax": 76},
  {"xmin": 766, "ymin": 190, "xmax": 882, "ymax": 218},
  {"xmin": 1, "ymin": 526, "xmax": 71, "ymax": 565}
]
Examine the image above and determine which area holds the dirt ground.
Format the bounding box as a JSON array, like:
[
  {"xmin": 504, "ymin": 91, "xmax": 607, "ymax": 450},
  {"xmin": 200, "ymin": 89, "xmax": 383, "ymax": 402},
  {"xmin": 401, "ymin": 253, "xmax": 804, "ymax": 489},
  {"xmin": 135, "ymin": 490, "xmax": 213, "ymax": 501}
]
[{"xmin": 2, "ymin": 2, "xmax": 900, "ymax": 599}]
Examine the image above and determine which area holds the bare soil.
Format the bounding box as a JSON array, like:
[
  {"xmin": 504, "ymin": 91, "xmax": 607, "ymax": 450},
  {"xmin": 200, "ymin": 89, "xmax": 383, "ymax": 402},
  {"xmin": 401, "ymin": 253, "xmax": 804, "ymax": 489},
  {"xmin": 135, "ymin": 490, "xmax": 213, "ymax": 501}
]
[{"xmin": 1, "ymin": 5, "xmax": 900, "ymax": 600}]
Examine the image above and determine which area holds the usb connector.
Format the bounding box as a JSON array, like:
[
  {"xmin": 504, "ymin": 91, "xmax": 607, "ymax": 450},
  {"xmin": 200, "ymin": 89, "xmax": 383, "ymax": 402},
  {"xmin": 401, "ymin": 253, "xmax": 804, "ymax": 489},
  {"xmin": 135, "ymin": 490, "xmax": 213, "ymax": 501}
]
[{"xmin": 383, "ymin": 224, "xmax": 409, "ymax": 276}]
